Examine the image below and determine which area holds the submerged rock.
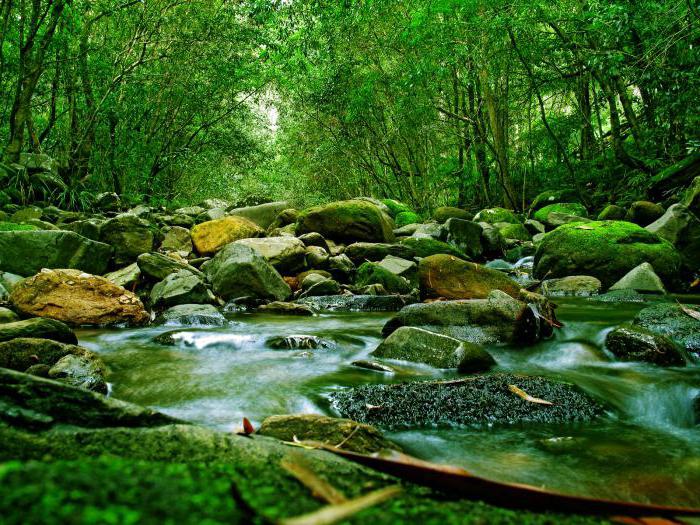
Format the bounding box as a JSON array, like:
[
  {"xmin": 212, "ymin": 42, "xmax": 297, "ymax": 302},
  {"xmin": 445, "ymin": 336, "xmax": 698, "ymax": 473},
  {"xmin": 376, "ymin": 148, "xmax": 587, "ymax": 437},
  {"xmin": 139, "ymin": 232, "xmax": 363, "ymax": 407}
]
[
  {"xmin": 539, "ymin": 276, "xmax": 602, "ymax": 297},
  {"xmin": 258, "ymin": 414, "xmax": 398, "ymax": 454},
  {"xmin": 371, "ymin": 326, "xmax": 495, "ymax": 373},
  {"xmin": 190, "ymin": 216, "xmax": 263, "ymax": 256},
  {"xmin": 265, "ymin": 335, "xmax": 335, "ymax": 350},
  {"xmin": 632, "ymin": 302, "xmax": 700, "ymax": 355},
  {"xmin": 296, "ymin": 294, "xmax": 417, "ymax": 312},
  {"xmin": 330, "ymin": 374, "xmax": 605, "ymax": 429},
  {"xmin": 296, "ymin": 199, "xmax": 394, "ymax": 243},
  {"xmin": 605, "ymin": 325, "xmax": 686, "ymax": 366}
]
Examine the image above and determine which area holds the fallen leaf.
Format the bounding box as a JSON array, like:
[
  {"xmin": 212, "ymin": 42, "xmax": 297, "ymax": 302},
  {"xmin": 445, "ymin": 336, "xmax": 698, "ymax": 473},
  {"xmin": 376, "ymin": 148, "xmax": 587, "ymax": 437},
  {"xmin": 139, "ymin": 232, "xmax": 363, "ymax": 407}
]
[
  {"xmin": 509, "ymin": 385, "xmax": 554, "ymax": 406},
  {"xmin": 242, "ymin": 417, "xmax": 255, "ymax": 434},
  {"xmin": 281, "ymin": 456, "xmax": 347, "ymax": 504}
]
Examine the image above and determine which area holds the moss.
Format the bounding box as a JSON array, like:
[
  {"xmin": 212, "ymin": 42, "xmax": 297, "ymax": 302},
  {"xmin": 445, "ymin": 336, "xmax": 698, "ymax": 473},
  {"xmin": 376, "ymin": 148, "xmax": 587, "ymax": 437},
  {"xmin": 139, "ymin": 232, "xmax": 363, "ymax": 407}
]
[
  {"xmin": 495, "ymin": 222, "xmax": 531, "ymax": 241},
  {"xmin": 395, "ymin": 211, "xmax": 421, "ymax": 228},
  {"xmin": 533, "ymin": 221, "xmax": 682, "ymax": 289},
  {"xmin": 530, "ymin": 189, "xmax": 578, "ymax": 211},
  {"xmin": 597, "ymin": 205, "xmax": 626, "ymax": 221},
  {"xmin": 296, "ymin": 200, "xmax": 395, "ymax": 243},
  {"xmin": 473, "ymin": 207, "xmax": 520, "ymax": 225},
  {"xmin": 356, "ymin": 262, "xmax": 412, "ymax": 294},
  {"xmin": 399, "ymin": 237, "xmax": 467, "ymax": 259},
  {"xmin": 533, "ymin": 203, "xmax": 587, "ymax": 223},
  {"xmin": 381, "ymin": 198, "xmax": 413, "ymax": 217},
  {"xmin": 432, "ymin": 207, "xmax": 472, "ymax": 223},
  {"xmin": 0, "ymin": 222, "xmax": 38, "ymax": 231}
]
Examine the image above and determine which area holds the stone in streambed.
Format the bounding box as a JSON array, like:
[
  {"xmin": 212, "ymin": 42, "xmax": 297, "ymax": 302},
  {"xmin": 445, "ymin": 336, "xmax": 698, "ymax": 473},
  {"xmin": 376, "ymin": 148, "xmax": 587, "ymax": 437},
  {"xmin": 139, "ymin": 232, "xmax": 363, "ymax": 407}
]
[
  {"xmin": 646, "ymin": 204, "xmax": 700, "ymax": 270},
  {"xmin": 295, "ymin": 199, "xmax": 395, "ymax": 243},
  {"xmin": 104, "ymin": 263, "xmax": 141, "ymax": 288},
  {"xmin": 227, "ymin": 201, "xmax": 289, "ymax": 229},
  {"xmin": 265, "ymin": 335, "xmax": 335, "ymax": 350},
  {"xmin": 100, "ymin": 214, "xmax": 155, "ymax": 265},
  {"xmin": 609, "ymin": 262, "xmax": 666, "ymax": 294},
  {"xmin": 257, "ymin": 301, "xmax": 315, "ymax": 316},
  {"xmin": 371, "ymin": 326, "xmax": 495, "ymax": 373},
  {"xmin": 605, "ymin": 325, "xmax": 686, "ymax": 366},
  {"xmin": 151, "ymin": 270, "xmax": 215, "ymax": 308},
  {"xmin": 473, "ymin": 207, "xmax": 520, "ymax": 225},
  {"xmin": 0, "ymin": 307, "xmax": 19, "ymax": 324},
  {"xmin": 191, "ymin": 216, "xmax": 263, "ymax": 256},
  {"xmin": 400, "ymin": 237, "xmax": 467, "ymax": 259},
  {"xmin": 233, "ymin": 236, "xmax": 307, "ymax": 274},
  {"xmin": 296, "ymin": 294, "xmax": 416, "ymax": 312},
  {"xmin": 137, "ymin": 252, "xmax": 203, "ymax": 281},
  {"xmin": 160, "ymin": 226, "xmax": 193, "ymax": 255},
  {"xmin": 444, "ymin": 218, "xmax": 483, "ymax": 259},
  {"xmin": 626, "ymin": 201, "xmax": 665, "ymax": 226},
  {"xmin": 159, "ymin": 304, "xmax": 226, "ymax": 326},
  {"xmin": 355, "ymin": 262, "xmax": 412, "ymax": 294},
  {"xmin": 48, "ymin": 354, "xmax": 108, "ymax": 393},
  {"xmin": 632, "ymin": 302, "xmax": 700, "ymax": 356},
  {"xmin": 330, "ymin": 373, "xmax": 605, "ymax": 429},
  {"xmin": 344, "ymin": 242, "xmax": 415, "ymax": 263},
  {"xmin": 597, "ymin": 205, "xmax": 627, "ymax": 221},
  {"xmin": 539, "ymin": 276, "xmax": 602, "ymax": 297},
  {"xmin": 0, "ymin": 318, "xmax": 77, "ymax": 344}
]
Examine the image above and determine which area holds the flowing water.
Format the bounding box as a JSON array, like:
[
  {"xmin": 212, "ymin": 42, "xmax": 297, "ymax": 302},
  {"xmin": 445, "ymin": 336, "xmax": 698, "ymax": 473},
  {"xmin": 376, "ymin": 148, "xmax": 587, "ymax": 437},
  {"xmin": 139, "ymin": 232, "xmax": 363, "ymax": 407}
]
[{"xmin": 77, "ymin": 297, "xmax": 700, "ymax": 507}]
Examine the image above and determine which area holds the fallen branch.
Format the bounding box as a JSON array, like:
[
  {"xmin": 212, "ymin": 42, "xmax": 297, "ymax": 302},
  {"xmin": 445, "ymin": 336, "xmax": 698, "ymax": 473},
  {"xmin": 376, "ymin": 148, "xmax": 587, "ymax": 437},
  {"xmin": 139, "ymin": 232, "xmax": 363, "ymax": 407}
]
[
  {"xmin": 281, "ymin": 456, "xmax": 347, "ymax": 504},
  {"xmin": 508, "ymin": 384, "xmax": 554, "ymax": 406}
]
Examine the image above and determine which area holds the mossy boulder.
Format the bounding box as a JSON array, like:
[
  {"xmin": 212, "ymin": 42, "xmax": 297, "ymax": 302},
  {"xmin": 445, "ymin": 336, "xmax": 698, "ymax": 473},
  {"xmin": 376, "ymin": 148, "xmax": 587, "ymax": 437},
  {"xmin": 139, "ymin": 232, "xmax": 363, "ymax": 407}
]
[
  {"xmin": 150, "ymin": 270, "xmax": 214, "ymax": 308},
  {"xmin": 494, "ymin": 222, "xmax": 531, "ymax": 241},
  {"xmin": 646, "ymin": 204, "xmax": 700, "ymax": 270},
  {"xmin": 533, "ymin": 221, "xmax": 683, "ymax": 289},
  {"xmin": 626, "ymin": 201, "xmax": 665, "ymax": 226},
  {"xmin": 444, "ymin": 219, "xmax": 483, "ymax": 259},
  {"xmin": 100, "ymin": 214, "xmax": 156, "ymax": 265},
  {"xmin": 356, "ymin": 262, "xmax": 412, "ymax": 294},
  {"xmin": 632, "ymin": 302, "xmax": 700, "ymax": 356},
  {"xmin": 418, "ymin": 255, "xmax": 521, "ymax": 301},
  {"xmin": 0, "ymin": 337, "xmax": 102, "ymax": 375},
  {"xmin": 395, "ymin": 211, "xmax": 421, "ymax": 228},
  {"xmin": 296, "ymin": 199, "xmax": 395, "ymax": 243},
  {"xmin": 534, "ymin": 203, "xmax": 587, "ymax": 225},
  {"xmin": 380, "ymin": 198, "xmax": 413, "ymax": 217},
  {"xmin": 473, "ymin": 207, "xmax": 520, "ymax": 224},
  {"xmin": 605, "ymin": 325, "xmax": 686, "ymax": 366},
  {"xmin": 0, "ymin": 222, "xmax": 38, "ymax": 231},
  {"xmin": 0, "ymin": 318, "xmax": 77, "ymax": 345},
  {"xmin": 597, "ymin": 204, "xmax": 627, "ymax": 221},
  {"xmin": 400, "ymin": 237, "xmax": 467, "ymax": 259},
  {"xmin": 344, "ymin": 242, "xmax": 415, "ymax": 263},
  {"xmin": 234, "ymin": 236, "xmax": 307, "ymax": 274},
  {"xmin": 191, "ymin": 215, "xmax": 263, "ymax": 256},
  {"xmin": 530, "ymin": 189, "xmax": 578, "ymax": 211},
  {"xmin": 432, "ymin": 207, "xmax": 472, "ymax": 223}
]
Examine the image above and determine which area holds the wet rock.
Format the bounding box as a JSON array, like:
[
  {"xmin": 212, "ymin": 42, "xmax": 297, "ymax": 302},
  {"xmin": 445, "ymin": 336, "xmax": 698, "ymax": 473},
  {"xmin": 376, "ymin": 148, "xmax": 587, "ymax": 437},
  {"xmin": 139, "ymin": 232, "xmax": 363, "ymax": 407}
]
[
  {"xmin": 151, "ymin": 270, "xmax": 215, "ymax": 308},
  {"xmin": 0, "ymin": 230, "xmax": 112, "ymax": 277},
  {"xmin": 0, "ymin": 318, "xmax": 77, "ymax": 344},
  {"xmin": 444, "ymin": 218, "xmax": 483, "ymax": 259},
  {"xmin": 256, "ymin": 301, "xmax": 315, "ymax": 316},
  {"xmin": 355, "ymin": 262, "xmax": 412, "ymax": 294},
  {"xmin": 190, "ymin": 216, "xmax": 263, "ymax": 256},
  {"xmin": 266, "ymin": 335, "xmax": 335, "ymax": 350},
  {"xmin": 304, "ymin": 245, "xmax": 329, "ymax": 269},
  {"xmin": 609, "ymin": 262, "xmax": 666, "ymax": 294},
  {"xmin": 351, "ymin": 359, "xmax": 396, "ymax": 373},
  {"xmin": 138, "ymin": 252, "xmax": 203, "ymax": 281},
  {"xmin": 382, "ymin": 290, "xmax": 545, "ymax": 345},
  {"xmin": 0, "ymin": 307, "xmax": 19, "ymax": 324},
  {"xmin": 433, "ymin": 207, "xmax": 472, "ymax": 223},
  {"xmin": 399, "ymin": 237, "xmax": 467, "ymax": 259},
  {"xmin": 227, "ymin": 201, "xmax": 290, "ymax": 229},
  {"xmin": 48, "ymin": 354, "xmax": 107, "ymax": 393},
  {"xmin": 533, "ymin": 221, "xmax": 682, "ymax": 289},
  {"xmin": 296, "ymin": 199, "xmax": 394, "ymax": 243},
  {"xmin": 159, "ymin": 304, "xmax": 226, "ymax": 326},
  {"xmin": 10, "ymin": 269, "xmax": 149, "ymax": 326},
  {"xmin": 597, "ymin": 204, "xmax": 627, "ymax": 221},
  {"xmin": 296, "ymin": 294, "xmax": 417, "ymax": 312},
  {"xmin": 473, "ymin": 207, "xmax": 520, "ymax": 225},
  {"xmin": 371, "ymin": 326, "xmax": 495, "ymax": 373},
  {"xmin": 605, "ymin": 325, "xmax": 686, "ymax": 366},
  {"xmin": 104, "ymin": 262, "xmax": 141, "ymax": 288},
  {"xmin": 418, "ymin": 255, "xmax": 521, "ymax": 301},
  {"xmin": 100, "ymin": 214, "xmax": 155, "ymax": 265},
  {"xmin": 344, "ymin": 242, "xmax": 415, "ymax": 263},
  {"xmin": 327, "ymin": 253, "xmax": 355, "ymax": 282},
  {"xmin": 626, "ymin": 201, "xmax": 665, "ymax": 226},
  {"xmin": 632, "ymin": 302, "xmax": 700, "ymax": 355},
  {"xmin": 330, "ymin": 373, "xmax": 605, "ymax": 429},
  {"xmin": 300, "ymin": 277, "xmax": 341, "ymax": 297},
  {"xmin": 258, "ymin": 414, "xmax": 398, "ymax": 454},
  {"xmin": 589, "ymin": 289, "xmax": 651, "ymax": 303},
  {"xmin": 233, "ymin": 236, "xmax": 307, "ymax": 274},
  {"xmin": 539, "ymin": 276, "xmax": 602, "ymax": 297},
  {"xmin": 646, "ymin": 204, "xmax": 700, "ymax": 270},
  {"xmin": 160, "ymin": 226, "xmax": 193, "ymax": 255}
]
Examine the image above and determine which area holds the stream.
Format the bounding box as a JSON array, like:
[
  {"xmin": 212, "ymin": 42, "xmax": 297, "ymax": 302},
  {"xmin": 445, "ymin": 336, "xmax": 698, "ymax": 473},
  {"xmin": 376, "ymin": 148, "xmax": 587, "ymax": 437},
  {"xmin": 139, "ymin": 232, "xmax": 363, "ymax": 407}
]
[{"xmin": 77, "ymin": 296, "xmax": 700, "ymax": 507}]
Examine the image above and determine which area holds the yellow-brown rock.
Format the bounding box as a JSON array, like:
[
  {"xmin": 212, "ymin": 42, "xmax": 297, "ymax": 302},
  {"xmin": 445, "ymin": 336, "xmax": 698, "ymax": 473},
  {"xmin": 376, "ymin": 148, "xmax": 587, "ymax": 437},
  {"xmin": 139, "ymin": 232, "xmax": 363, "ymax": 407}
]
[
  {"xmin": 9, "ymin": 269, "xmax": 149, "ymax": 326},
  {"xmin": 190, "ymin": 216, "xmax": 263, "ymax": 256}
]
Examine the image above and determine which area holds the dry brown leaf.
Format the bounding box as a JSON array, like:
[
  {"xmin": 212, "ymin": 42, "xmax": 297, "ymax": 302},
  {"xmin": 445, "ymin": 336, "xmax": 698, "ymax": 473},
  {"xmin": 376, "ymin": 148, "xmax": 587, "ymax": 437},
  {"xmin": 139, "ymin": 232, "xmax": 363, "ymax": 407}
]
[
  {"xmin": 679, "ymin": 303, "xmax": 700, "ymax": 322},
  {"xmin": 509, "ymin": 385, "xmax": 554, "ymax": 406},
  {"xmin": 281, "ymin": 457, "xmax": 347, "ymax": 504},
  {"xmin": 278, "ymin": 485, "xmax": 402, "ymax": 525}
]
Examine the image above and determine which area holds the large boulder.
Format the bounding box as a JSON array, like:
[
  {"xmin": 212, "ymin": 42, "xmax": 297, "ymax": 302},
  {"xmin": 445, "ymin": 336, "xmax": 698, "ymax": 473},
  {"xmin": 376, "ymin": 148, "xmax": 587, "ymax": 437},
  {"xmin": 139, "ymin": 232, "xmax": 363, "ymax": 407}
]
[
  {"xmin": 539, "ymin": 276, "xmax": 602, "ymax": 297},
  {"xmin": 295, "ymin": 199, "xmax": 394, "ymax": 243},
  {"xmin": 382, "ymin": 290, "xmax": 547, "ymax": 345},
  {"xmin": 597, "ymin": 204, "xmax": 627, "ymax": 221},
  {"xmin": 646, "ymin": 204, "xmax": 700, "ymax": 270},
  {"xmin": 473, "ymin": 207, "xmax": 520, "ymax": 224},
  {"xmin": 0, "ymin": 318, "xmax": 77, "ymax": 344},
  {"xmin": 233, "ymin": 237, "xmax": 307, "ymax": 274},
  {"xmin": 418, "ymin": 255, "xmax": 521, "ymax": 301},
  {"xmin": 10, "ymin": 269, "xmax": 149, "ymax": 326},
  {"xmin": 626, "ymin": 201, "xmax": 665, "ymax": 226},
  {"xmin": 204, "ymin": 243, "xmax": 290, "ymax": 302},
  {"xmin": 371, "ymin": 326, "xmax": 495, "ymax": 373},
  {"xmin": 100, "ymin": 214, "xmax": 155, "ymax": 265},
  {"xmin": 608, "ymin": 262, "xmax": 666, "ymax": 294},
  {"xmin": 227, "ymin": 201, "xmax": 289, "ymax": 229},
  {"xmin": 0, "ymin": 230, "xmax": 111, "ymax": 276},
  {"xmin": 330, "ymin": 373, "xmax": 604, "ymax": 429},
  {"xmin": 160, "ymin": 226, "xmax": 193, "ymax": 255},
  {"xmin": 605, "ymin": 325, "xmax": 686, "ymax": 366},
  {"xmin": 533, "ymin": 203, "xmax": 587, "ymax": 227},
  {"xmin": 190, "ymin": 216, "xmax": 263, "ymax": 256},
  {"xmin": 376, "ymin": 255, "xmax": 418, "ymax": 284},
  {"xmin": 444, "ymin": 219, "xmax": 483, "ymax": 259},
  {"xmin": 355, "ymin": 262, "xmax": 412, "ymax": 294},
  {"xmin": 632, "ymin": 302, "xmax": 700, "ymax": 356},
  {"xmin": 150, "ymin": 270, "xmax": 214, "ymax": 308},
  {"xmin": 529, "ymin": 189, "xmax": 578, "ymax": 211},
  {"xmin": 533, "ymin": 221, "xmax": 682, "ymax": 289}
]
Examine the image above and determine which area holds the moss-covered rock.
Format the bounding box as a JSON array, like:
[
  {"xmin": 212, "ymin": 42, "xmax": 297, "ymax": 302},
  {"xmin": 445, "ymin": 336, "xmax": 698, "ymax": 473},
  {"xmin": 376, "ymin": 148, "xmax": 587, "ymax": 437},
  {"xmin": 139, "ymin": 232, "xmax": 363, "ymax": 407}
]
[
  {"xmin": 345, "ymin": 242, "xmax": 415, "ymax": 263},
  {"xmin": 625, "ymin": 201, "xmax": 665, "ymax": 226},
  {"xmin": 296, "ymin": 199, "xmax": 395, "ymax": 243},
  {"xmin": 597, "ymin": 205, "xmax": 627, "ymax": 221},
  {"xmin": 494, "ymin": 222, "xmax": 531, "ymax": 241},
  {"xmin": 191, "ymin": 215, "xmax": 263, "ymax": 256},
  {"xmin": 529, "ymin": 189, "xmax": 578, "ymax": 211},
  {"xmin": 632, "ymin": 302, "xmax": 700, "ymax": 356},
  {"xmin": 533, "ymin": 221, "xmax": 682, "ymax": 289},
  {"xmin": 380, "ymin": 198, "xmax": 413, "ymax": 217},
  {"xmin": 473, "ymin": 207, "xmax": 520, "ymax": 224},
  {"xmin": 0, "ymin": 318, "xmax": 77, "ymax": 344},
  {"xmin": 100, "ymin": 214, "xmax": 156, "ymax": 265},
  {"xmin": 433, "ymin": 207, "xmax": 472, "ymax": 223},
  {"xmin": 356, "ymin": 262, "xmax": 412, "ymax": 294},
  {"xmin": 605, "ymin": 324, "xmax": 686, "ymax": 366},
  {"xmin": 400, "ymin": 237, "xmax": 467, "ymax": 259},
  {"xmin": 395, "ymin": 211, "xmax": 421, "ymax": 228},
  {"xmin": 534, "ymin": 203, "xmax": 587, "ymax": 225},
  {"xmin": 418, "ymin": 255, "xmax": 521, "ymax": 301},
  {"xmin": 0, "ymin": 222, "xmax": 38, "ymax": 231}
]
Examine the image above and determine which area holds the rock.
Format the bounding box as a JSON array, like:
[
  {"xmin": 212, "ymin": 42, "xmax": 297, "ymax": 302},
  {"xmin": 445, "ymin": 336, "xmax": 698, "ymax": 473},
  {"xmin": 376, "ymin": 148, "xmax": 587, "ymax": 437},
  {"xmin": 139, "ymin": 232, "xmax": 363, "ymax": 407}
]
[
  {"xmin": 0, "ymin": 230, "xmax": 111, "ymax": 277},
  {"xmin": 296, "ymin": 294, "xmax": 417, "ymax": 312},
  {"xmin": 200, "ymin": 198, "xmax": 230, "ymax": 210},
  {"xmin": 380, "ymin": 198, "xmax": 413, "ymax": 217},
  {"xmin": 174, "ymin": 205, "xmax": 205, "ymax": 217},
  {"xmin": 0, "ymin": 318, "xmax": 77, "ymax": 344},
  {"xmin": 137, "ymin": 252, "xmax": 203, "ymax": 281},
  {"xmin": 0, "ymin": 271, "xmax": 24, "ymax": 292},
  {"xmin": 266, "ymin": 208, "xmax": 299, "ymax": 233},
  {"xmin": 159, "ymin": 304, "xmax": 226, "ymax": 326},
  {"xmin": 355, "ymin": 262, "xmax": 412, "ymax": 294},
  {"xmin": 479, "ymin": 222, "xmax": 506, "ymax": 257},
  {"xmin": 257, "ymin": 301, "xmax": 315, "ymax": 316},
  {"xmin": 300, "ymin": 273, "xmax": 330, "ymax": 290},
  {"xmin": 327, "ymin": 253, "xmax": 355, "ymax": 282},
  {"xmin": 100, "ymin": 214, "xmax": 155, "ymax": 265},
  {"xmin": 539, "ymin": 276, "xmax": 602, "ymax": 297},
  {"xmin": 682, "ymin": 176, "xmax": 700, "ymax": 216},
  {"xmin": 10, "ymin": 269, "xmax": 149, "ymax": 326},
  {"xmin": 205, "ymin": 243, "xmax": 290, "ymax": 302},
  {"xmin": 104, "ymin": 263, "xmax": 141, "ymax": 289},
  {"xmin": 418, "ymin": 255, "xmax": 521, "ymax": 301},
  {"xmin": 626, "ymin": 201, "xmax": 665, "ymax": 226},
  {"xmin": 632, "ymin": 303, "xmax": 700, "ymax": 355},
  {"xmin": 544, "ymin": 212, "xmax": 592, "ymax": 228},
  {"xmin": 0, "ymin": 337, "xmax": 93, "ymax": 371},
  {"xmin": 352, "ymin": 359, "xmax": 396, "ymax": 373},
  {"xmin": 10, "ymin": 206, "xmax": 43, "ymax": 223},
  {"xmin": 295, "ymin": 199, "xmax": 395, "ymax": 243},
  {"xmin": 300, "ymin": 278, "xmax": 341, "ymax": 297},
  {"xmin": 494, "ymin": 222, "xmax": 531, "ymax": 241},
  {"xmin": 524, "ymin": 219, "xmax": 546, "ymax": 236},
  {"xmin": 48, "ymin": 354, "xmax": 107, "ymax": 393},
  {"xmin": 298, "ymin": 232, "xmax": 330, "ymax": 251},
  {"xmin": 24, "ymin": 218, "xmax": 58, "ymax": 230},
  {"xmin": 411, "ymin": 222, "xmax": 447, "ymax": 241},
  {"xmin": 258, "ymin": 414, "xmax": 397, "ymax": 454},
  {"xmin": 395, "ymin": 211, "xmax": 421, "ymax": 228},
  {"xmin": 646, "ymin": 204, "xmax": 700, "ymax": 270},
  {"xmin": 399, "ymin": 237, "xmax": 467, "ymax": 259},
  {"xmin": 0, "ymin": 307, "xmax": 19, "ymax": 323},
  {"xmin": 266, "ymin": 335, "xmax": 335, "ymax": 350},
  {"xmin": 371, "ymin": 326, "xmax": 495, "ymax": 372},
  {"xmin": 190, "ymin": 216, "xmax": 263, "ymax": 256},
  {"xmin": 473, "ymin": 207, "xmax": 520, "ymax": 224},
  {"xmin": 609, "ymin": 262, "xmax": 666, "ymax": 293},
  {"xmin": 376, "ymin": 255, "xmax": 417, "ymax": 284},
  {"xmin": 330, "ymin": 373, "xmax": 605, "ymax": 429},
  {"xmin": 160, "ymin": 226, "xmax": 193, "ymax": 254},
  {"xmin": 433, "ymin": 207, "xmax": 472, "ymax": 223},
  {"xmin": 151, "ymin": 270, "xmax": 214, "ymax": 308},
  {"xmin": 534, "ymin": 203, "xmax": 587, "ymax": 226},
  {"xmin": 61, "ymin": 219, "xmax": 103, "ymax": 241},
  {"xmin": 304, "ymin": 245, "xmax": 329, "ymax": 269},
  {"xmin": 606, "ymin": 325, "xmax": 686, "ymax": 366},
  {"xmin": 530, "ymin": 189, "xmax": 578, "ymax": 211},
  {"xmin": 233, "ymin": 237, "xmax": 307, "ymax": 274},
  {"xmin": 444, "ymin": 219, "xmax": 483, "ymax": 259},
  {"xmin": 598, "ymin": 204, "xmax": 627, "ymax": 221},
  {"xmin": 227, "ymin": 201, "xmax": 290, "ymax": 229},
  {"xmin": 344, "ymin": 242, "xmax": 415, "ymax": 263},
  {"xmin": 94, "ymin": 192, "xmax": 121, "ymax": 211},
  {"xmin": 533, "ymin": 221, "xmax": 682, "ymax": 289},
  {"xmin": 196, "ymin": 207, "xmax": 226, "ymax": 222},
  {"xmin": 382, "ymin": 290, "xmax": 546, "ymax": 345}
]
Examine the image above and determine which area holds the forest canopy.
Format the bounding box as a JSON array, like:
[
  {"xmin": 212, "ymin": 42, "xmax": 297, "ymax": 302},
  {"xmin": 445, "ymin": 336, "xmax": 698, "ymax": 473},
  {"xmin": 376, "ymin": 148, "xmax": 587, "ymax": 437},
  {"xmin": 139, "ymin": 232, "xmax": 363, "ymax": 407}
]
[{"xmin": 1, "ymin": 0, "xmax": 699, "ymax": 211}]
